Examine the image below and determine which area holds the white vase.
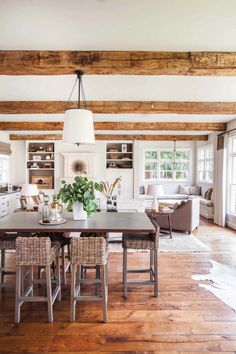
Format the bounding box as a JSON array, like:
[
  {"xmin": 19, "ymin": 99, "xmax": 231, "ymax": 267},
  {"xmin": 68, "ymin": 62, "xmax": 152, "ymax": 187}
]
[{"xmin": 72, "ymin": 202, "xmax": 87, "ymax": 220}]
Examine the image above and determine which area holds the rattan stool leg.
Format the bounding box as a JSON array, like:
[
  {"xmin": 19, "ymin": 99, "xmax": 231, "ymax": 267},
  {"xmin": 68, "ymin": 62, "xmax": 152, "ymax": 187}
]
[
  {"xmin": 154, "ymin": 249, "xmax": 158, "ymax": 297},
  {"xmin": 45, "ymin": 265, "xmax": 53, "ymax": 323},
  {"xmin": 15, "ymin": 265, "xmax": 22, "ymax": 324},
  {"xmin": 56, "ymin": 254, "xmax": 61, "ymax": 301},
  {"xmin": 1, "ymin": 250, "xmax": 5, "ymax": 284},
  {"xmin": 61, "ymin": 247, "xmax": 66, "ymax": 285},
  {"xmin": 101, "ymin": 265, "xmax": 108, "ymax": 323},
  {"xmin": 29, "ymin": 265, "xmax": 33, "ymax": 296},
  {"xmin": 70, "ymin": 264, "xmax": 77, "ymax": 322},
  {"xmin": 123, "ymin": 248, "xmax": 128, "ymax": 298},
  {"xmin": 67, "ymin": 244, "xmax": 71, "ymax": 273}
]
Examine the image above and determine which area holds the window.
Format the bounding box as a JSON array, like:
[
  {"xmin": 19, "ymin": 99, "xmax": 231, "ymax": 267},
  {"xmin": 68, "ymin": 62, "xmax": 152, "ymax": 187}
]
[
  {"xmin": 197, "ymin": 144, "xmax": 213, "ymax": 183},
  {"xmin": 143, "ymin": 148, "xmax": 190, "ymax": 182},
  {"xmin": 228, "ymin": 136, "xmax": 236, "ymax": 214},
  {"xmin": 0, "ymin": 155, "xmax": 9, "ymax": 184}
]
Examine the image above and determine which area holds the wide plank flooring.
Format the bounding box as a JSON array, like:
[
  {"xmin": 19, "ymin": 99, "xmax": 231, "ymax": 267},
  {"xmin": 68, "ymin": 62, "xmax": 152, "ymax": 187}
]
[{"xmin": 0, "ymin": 218, "xmax": 236, "ymax": 353}]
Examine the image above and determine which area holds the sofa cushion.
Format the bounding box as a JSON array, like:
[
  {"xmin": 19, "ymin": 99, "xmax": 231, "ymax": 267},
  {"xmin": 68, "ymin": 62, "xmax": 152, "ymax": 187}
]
[
  {"xmin": 189, "ymin": 185, "xmax": 201, "ymax": 196},
  {"xmin": 179, "ymin": 185, "xmax": 190, "ymax": 195},
  {"xmin": 159, "ymin": 199, "xmax": 186, "ymax": 209},
  {"xmin": 200, "ymin": 197, "xmax": 213, "ymax": 207},
  {"xmin": 205, "ymin": 187, "xmax": 213, "ymax": 200}
]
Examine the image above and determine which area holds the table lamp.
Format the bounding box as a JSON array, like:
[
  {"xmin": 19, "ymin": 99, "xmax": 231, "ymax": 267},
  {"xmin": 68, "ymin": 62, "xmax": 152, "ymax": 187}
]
[
  {"xmin": 21, "ymin": 184, "xmax": 39, "ymax": 211},
  {"xmin": 146, "ymin": 184, "xmax": 164, "ymax": 211}
]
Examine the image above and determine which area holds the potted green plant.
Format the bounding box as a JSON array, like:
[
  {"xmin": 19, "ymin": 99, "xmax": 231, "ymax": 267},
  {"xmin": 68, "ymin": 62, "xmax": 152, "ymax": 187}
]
[{"xmin": 57, "ymin": 176, "xmax": 103, "ymax": 220}]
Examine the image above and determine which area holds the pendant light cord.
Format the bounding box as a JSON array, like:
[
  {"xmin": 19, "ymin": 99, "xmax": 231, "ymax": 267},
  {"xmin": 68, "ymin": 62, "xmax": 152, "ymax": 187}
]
[
  {"xmin": 67, "ymin": 70, "xmax": 87, "ymax": 109},
  {"xmin": 67, "ymin": 77, "xmax": 78, "ymax": 103}
]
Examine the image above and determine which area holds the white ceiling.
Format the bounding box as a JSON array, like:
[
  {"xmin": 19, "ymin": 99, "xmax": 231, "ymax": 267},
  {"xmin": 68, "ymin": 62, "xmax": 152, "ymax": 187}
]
[
  {"xmin": 1, "ymin": 75, "xmax": 236, "ymax": 102},
  {"xmin": 1, "ymin": 0, "xmax": 236, "ymax": 51},
  {"xmin": 1, "ymin": 0, "xmax": 236, "ymax": 136}
]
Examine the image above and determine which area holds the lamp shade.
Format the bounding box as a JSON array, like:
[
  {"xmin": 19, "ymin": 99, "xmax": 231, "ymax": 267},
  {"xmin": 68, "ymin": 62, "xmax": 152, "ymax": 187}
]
[
  {"xmin": 62, "ymin": 108, "xmax": 95, "ymax": 144},
  {"xmin": 146, "ymin": 184, "xmax": 164, "ymax": 197},
  {"xmin": 21, "ymin": 184, "xmax": 39, "ymax": 197}
]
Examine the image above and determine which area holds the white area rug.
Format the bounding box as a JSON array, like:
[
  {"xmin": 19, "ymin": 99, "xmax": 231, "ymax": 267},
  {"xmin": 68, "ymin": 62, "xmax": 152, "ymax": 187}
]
[
  {"xmin": 108, "ymin": 233, "xmax": 210, "ymax": 253},
  {"xmin": 192, "ymin": 260, "xmax": 236, "ymax": 312}
]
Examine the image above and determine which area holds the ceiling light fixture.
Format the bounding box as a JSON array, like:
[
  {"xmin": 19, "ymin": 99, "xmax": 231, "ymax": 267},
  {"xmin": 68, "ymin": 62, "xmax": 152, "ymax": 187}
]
[{"xmin": 62, "ymin": 70, "xmax": 95, "ymax": 146}]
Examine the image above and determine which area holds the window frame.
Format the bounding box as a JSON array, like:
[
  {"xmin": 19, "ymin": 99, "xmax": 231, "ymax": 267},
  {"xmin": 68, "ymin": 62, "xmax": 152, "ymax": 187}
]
[
  {"xmin": 142, "ymin": 147, "xmax": 191, "ymax": 183},
  {"xmin": 197, "ymin": 144, "xmax": 214, "ymax": 184}
]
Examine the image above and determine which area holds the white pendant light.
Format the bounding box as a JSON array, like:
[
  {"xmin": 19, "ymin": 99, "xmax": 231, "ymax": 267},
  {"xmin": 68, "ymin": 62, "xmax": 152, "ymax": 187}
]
[{"xmin": 62, "ymin": 70, "xmax": 95, "ymax": 145}]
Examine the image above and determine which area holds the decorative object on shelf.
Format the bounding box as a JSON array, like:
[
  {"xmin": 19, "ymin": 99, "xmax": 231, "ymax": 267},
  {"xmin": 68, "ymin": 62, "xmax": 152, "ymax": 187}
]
[
  {"xmin": 50, "ymin": 195, "xmax": 63, "ymax": 222},
  {"xmin": 21, "ymin": 183, "xmax": 39, "ymax": 211},
  {"xmin": 47, "ymin": 145, "xmax": 53, "ymax": 152},
  {"xmin": 122, "ymin": 144, "xmax": 127, "ymax": 153},
  {"xmin": 108, "ymin": 147, "xmax": 119, "ymax": 159},
  {"xmin": 44, "ymin": 163, "xmax": 52, "ymax": 168},
  {"xmin": 57, "ymin": 176, "xmax": 103, "ymax": 220},
  {"xmin": 108, "ymin": 162, "xmax": 118, "ymax": 168},
  {"xmin": 31, "ymin": 162, "xmax": 39, "ymax": 169},
  {"xmin": 39, "ymin": 146, "xmax": 45, "ymax": 152},
  {"xmin": 33, "ymin": 155, "xmax": 41, "ymax": 161},
  {"xmin": 146, "ymin": 184, "xmax": 164, "ymax": 212},
  {"xmin": 63, "ymin": 70, "xmax": 95, "ymax": 146},
  {"xmin": 45, "ymin": 155, "xmax": 51, "ymax": 160},
  {"xmin": 29, "ymin": 145, "xmax": 35, "ymax": 152},
  {"xmin": 101, "ymin": 176, "xmax": 121, "ymax": 212},
  {"xmin": 71, "ymin": 159, "xmax": 87, "ymax": 175},
  {"xmin": 31, "ymin": 175, "xmax": 53, "ymax": 189},
  {"xmin": 42, "ymin": 194, "xmax": 51, "ymax": 223}
]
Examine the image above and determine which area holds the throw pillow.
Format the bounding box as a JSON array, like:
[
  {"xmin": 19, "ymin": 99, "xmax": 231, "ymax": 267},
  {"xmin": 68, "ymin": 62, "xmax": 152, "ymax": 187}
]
[
  {"xmin": 179, "ymin": 185, "xmax": 190, "ymax": 195},
  {"xmin": 205, "ymin": 187, "xmax": 213, "ymax": 200},
  {"xmin": 189, "ymin": 185, "xmax": 201, "ymax": 195}
]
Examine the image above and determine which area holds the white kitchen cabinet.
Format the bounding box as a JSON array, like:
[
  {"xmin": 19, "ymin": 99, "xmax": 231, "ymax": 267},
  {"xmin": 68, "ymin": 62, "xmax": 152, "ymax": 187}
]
[{"xmin": 0, "ymin": 192, "xmax": 21, "ymax": 217}]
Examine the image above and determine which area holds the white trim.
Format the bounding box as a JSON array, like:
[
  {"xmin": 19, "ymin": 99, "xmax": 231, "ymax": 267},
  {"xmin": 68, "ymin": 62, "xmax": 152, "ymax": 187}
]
[{"xmin": 142, "ymin": 147, "xmax": 191, "ymax": 183}]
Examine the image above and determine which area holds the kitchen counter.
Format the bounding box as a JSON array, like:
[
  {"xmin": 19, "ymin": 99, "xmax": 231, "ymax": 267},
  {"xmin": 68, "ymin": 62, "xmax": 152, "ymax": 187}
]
[{"xmin": 0, "ymin": 190, "xmax": 20, "ymax": 196}]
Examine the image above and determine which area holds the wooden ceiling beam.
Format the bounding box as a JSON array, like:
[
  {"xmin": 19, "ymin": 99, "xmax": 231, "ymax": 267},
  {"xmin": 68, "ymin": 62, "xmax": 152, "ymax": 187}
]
[
  {"xmin": 0, "ymin": 122, "xmax": 226, "ymax": 131},
  {"xmin": 1, "ymin": 101, "xmax": 236, "ymax": 115},
  {"xmin": 9, "ymin": 134, "xmax": 208, "ymax": 141},
  {"xmin": 1, "ymin": 51, "xmax": 236, "ymax": 75}
]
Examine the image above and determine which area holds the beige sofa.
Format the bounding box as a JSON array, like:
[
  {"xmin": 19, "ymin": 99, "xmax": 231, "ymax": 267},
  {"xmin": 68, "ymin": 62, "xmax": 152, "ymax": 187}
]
[{"xmin": 156, "ymin": 197, "xmax": 200, "ymax": 234}]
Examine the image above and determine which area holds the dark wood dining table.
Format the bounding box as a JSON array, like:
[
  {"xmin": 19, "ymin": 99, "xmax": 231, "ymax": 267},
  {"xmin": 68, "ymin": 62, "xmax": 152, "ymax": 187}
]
[{"xmin": 0, "ymin": 211, "xmax": 155, "ymax": 234}]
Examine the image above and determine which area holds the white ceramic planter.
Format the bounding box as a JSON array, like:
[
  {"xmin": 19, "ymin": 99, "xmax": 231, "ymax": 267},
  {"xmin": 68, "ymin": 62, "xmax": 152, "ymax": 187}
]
[{"xmin": 72, "ymin": 202, "xmax": 87, "ymax": 220}]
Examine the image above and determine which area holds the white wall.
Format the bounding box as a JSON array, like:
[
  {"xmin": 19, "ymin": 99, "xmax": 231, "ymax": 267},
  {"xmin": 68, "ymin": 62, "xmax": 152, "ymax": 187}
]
[
  {"xmin": 54, "ymin": 141, "xmax": 106, "ymax": 190},
  {"xmin": 9, "ymin": 139, "xmax": 198, "ymax": 199},
  {"xmin": 134, "ymin": 140, "xmax": 196, "ymax": 197},
  {"xmin": 9, "ymin": 141, "xmax": 26, "ymax": 186}
]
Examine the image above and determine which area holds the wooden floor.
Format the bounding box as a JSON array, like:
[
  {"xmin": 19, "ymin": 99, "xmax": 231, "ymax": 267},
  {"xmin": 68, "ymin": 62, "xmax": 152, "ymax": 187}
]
[{"xmin": 1, "ymin": 218, "xmax": 236, "ymax": 353}]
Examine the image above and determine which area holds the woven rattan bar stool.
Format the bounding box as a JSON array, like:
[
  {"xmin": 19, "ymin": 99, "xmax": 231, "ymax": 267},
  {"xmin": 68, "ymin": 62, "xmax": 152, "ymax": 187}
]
[
  {"xmin": 15, "ymin": 237, "xmax": 61, "ymax": 323},
  {"xmin": 70, "ymin": 236, "xmax": 109, "ymax": 323},
  {"xmin": 122, "ymin": 218, "xmax": 159, "ymax": 298}
]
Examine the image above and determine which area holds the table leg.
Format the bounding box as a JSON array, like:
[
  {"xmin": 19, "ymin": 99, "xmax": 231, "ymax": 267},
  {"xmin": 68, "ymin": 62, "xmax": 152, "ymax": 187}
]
[{"xmin": 168, "ymin": 214, "xmax": 172, "ymax": 239}]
